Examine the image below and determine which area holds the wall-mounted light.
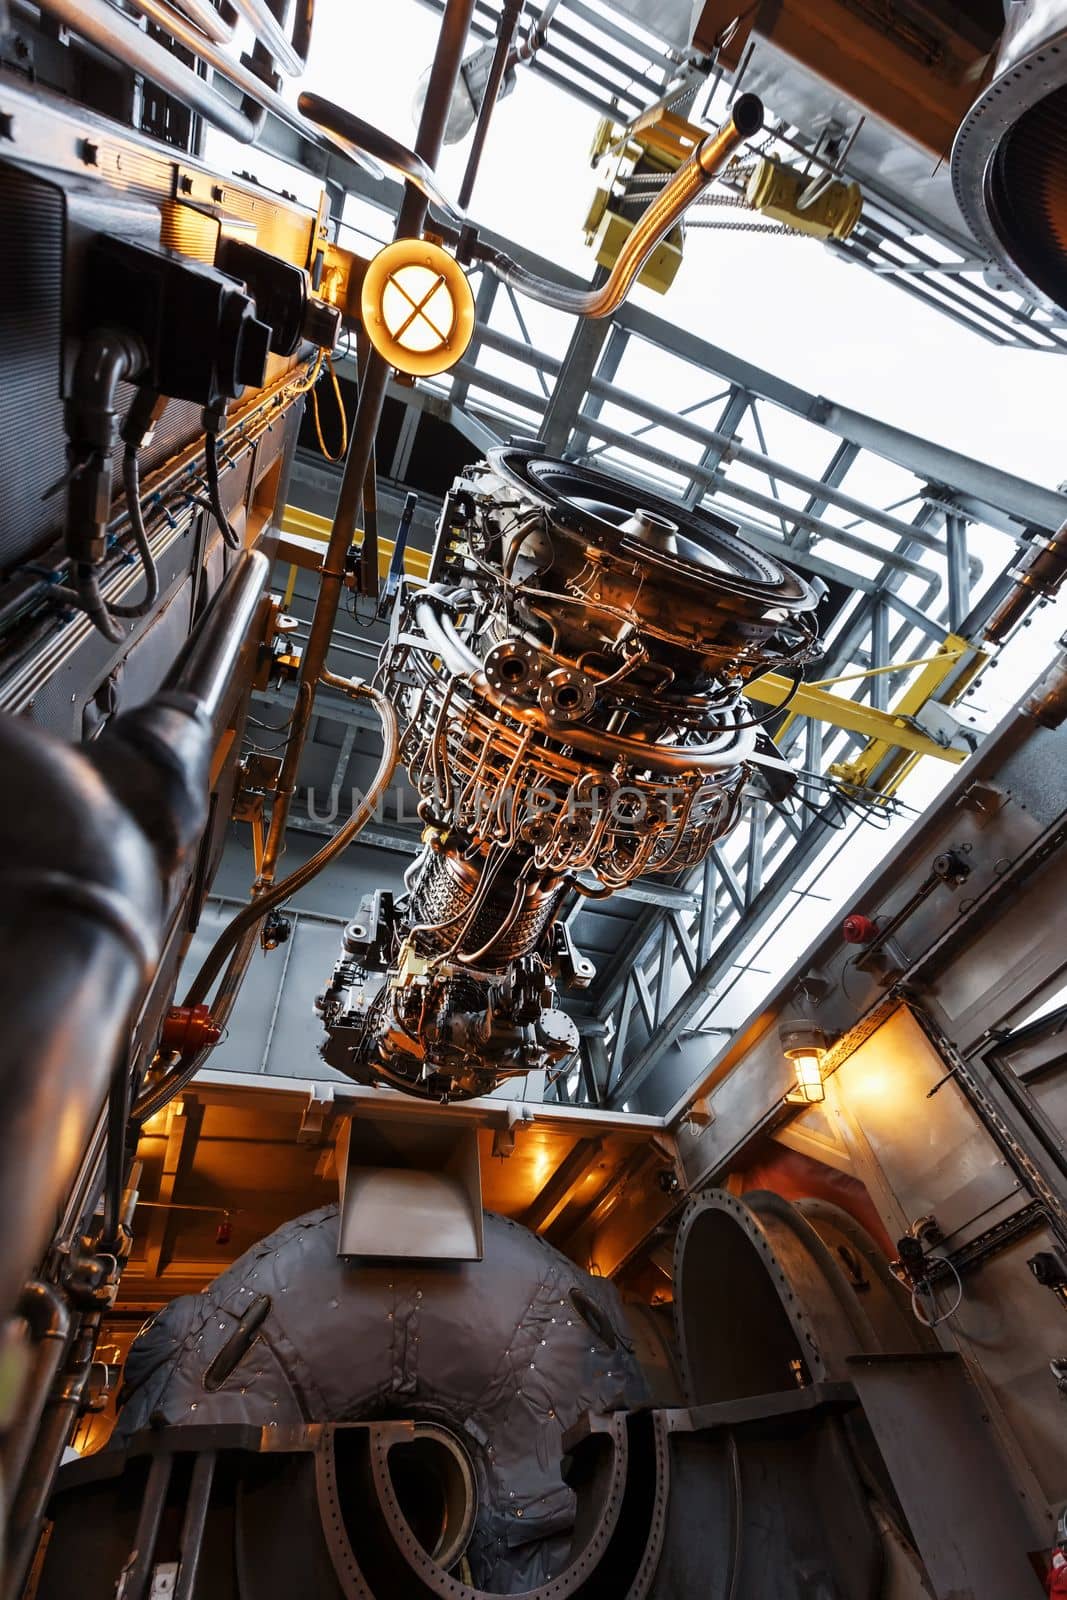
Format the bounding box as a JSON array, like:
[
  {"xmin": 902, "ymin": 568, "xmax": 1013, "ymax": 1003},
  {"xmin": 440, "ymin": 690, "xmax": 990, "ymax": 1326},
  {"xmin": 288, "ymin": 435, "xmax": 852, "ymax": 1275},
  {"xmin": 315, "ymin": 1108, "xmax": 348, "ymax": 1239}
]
[
  {"xmin": 785, "ymin": 1047, "xmax": 827, "ymax": 1104},
  {"xmin": 360, "ymin": 238, "xmax": 475, "ymax": 377},
  {"xmin": 779, "ymin": 979, "xmax": 832, "ymax": 1105}
]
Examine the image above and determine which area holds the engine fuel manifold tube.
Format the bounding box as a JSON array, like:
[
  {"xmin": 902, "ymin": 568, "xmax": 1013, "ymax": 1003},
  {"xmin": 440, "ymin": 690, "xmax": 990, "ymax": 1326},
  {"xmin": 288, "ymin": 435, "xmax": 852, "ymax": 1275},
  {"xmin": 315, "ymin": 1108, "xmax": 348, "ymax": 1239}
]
[{"xmin": 318, "ymin": 448, "xmax": 818, "ymax": 1100}]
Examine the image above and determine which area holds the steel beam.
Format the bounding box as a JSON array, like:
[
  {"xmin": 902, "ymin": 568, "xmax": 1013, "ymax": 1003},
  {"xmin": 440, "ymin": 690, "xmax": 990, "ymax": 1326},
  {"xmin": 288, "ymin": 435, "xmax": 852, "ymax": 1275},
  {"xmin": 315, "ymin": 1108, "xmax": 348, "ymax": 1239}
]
[
  {"xmin": 570, "ymin": 324, "xmax": 629, "ymax": 458},
  {"xmin": 947, "ymin": 512, "xmax": 971, "ymax": 632},
  {"xmin": 744, "ymin": 673, "xmax": 969, "ymax": 763},
  {"xmin": 539, "ymin": 312, "xmax": 612, "ymax": 454},
  {"xmin": 607, "ymin": 817, "xmax": 835, "ymax": 1108},
  {"xmin": 681, "ymin": 385, "xmax": 751, "ymax": 508},
  {"xmin": 809, "ymin": 398, "xmax": 1066, "ymax": 534}
]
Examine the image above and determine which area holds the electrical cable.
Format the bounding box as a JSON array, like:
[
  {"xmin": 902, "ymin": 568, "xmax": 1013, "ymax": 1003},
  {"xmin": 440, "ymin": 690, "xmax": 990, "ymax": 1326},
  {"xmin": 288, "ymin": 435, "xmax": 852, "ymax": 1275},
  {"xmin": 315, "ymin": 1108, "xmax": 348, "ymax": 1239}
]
[
  {"xmin": 730, "ymin": 669, "xmax": 803, "ymax": 730},
  {"xmin": 310, "ymin": 352, "xmax": 349, "ymax": 463},
  {"xmin": 247, "ymin": 709, "xmax": 296, "ymax": 733},
  {"xmin": 204, "ymin": 429, "xmax": 242, "ymax": 550},
  {"xmin": 70, "ymin": 562, "xmax": 125, "ymax": 644},
  {"xmin": 51, "ymin": 439, "xmax": 160, "ymax": 640},
  {"xmin": 109, "ymin": 446, "xmax": 160, "ymax": 618},
  {"xmin": 910, "ymin": 1254, "xmax": 964, "ymax": 1327}
]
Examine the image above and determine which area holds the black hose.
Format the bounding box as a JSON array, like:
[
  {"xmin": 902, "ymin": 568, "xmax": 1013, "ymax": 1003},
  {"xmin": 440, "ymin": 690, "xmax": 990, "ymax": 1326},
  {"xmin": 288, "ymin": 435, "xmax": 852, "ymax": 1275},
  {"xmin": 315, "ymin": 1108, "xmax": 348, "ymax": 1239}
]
[
  {"xmin": 204, "ymin": 430, "xmax": 242, "ymax": 550},
  {"xmin": 731, "ymin": 668, "xmax": 803, "ymax": 730},
  {"xmin": 110, "ymin": 447, "xmax": 160, "ymax": 618},
  {"xmin": 72, "ymin": 564, "xmax": 125, "ymax": 644}
]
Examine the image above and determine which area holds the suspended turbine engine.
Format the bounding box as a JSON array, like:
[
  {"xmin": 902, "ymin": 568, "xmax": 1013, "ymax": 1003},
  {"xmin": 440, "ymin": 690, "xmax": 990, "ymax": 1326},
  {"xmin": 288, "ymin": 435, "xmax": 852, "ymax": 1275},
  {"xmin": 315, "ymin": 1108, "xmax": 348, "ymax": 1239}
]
[{"xmin": 318, "ymin": 448, "xmax": 818, "ymax": 1099}]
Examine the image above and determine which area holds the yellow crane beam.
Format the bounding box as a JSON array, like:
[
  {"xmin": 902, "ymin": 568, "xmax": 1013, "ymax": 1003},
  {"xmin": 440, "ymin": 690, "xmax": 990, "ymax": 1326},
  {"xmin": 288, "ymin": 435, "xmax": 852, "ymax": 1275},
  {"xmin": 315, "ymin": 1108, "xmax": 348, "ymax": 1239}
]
[{"xmin": 746, "ymin": 634, "xmax": 983, "ymax": 770}]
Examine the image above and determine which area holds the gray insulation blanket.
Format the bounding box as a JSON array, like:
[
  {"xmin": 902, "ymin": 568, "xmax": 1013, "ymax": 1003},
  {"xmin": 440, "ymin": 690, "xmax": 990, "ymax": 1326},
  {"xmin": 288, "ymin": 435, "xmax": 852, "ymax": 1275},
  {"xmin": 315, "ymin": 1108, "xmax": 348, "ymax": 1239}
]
[{"xmin": 115, "ymin": 1205, "xmax": 649, "ymax": 1592}]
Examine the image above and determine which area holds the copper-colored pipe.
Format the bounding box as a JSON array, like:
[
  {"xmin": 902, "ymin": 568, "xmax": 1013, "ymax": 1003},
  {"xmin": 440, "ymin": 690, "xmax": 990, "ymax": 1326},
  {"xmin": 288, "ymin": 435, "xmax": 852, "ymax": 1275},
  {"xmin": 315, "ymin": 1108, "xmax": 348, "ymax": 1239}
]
[
  {"xmin": 985, "ymin": 518, "xmax": 1067, "ymax": 642},
  {"xmin": 254, "ymin": 0, "xmax": 476, "ymax": 897},
  {"xmin": 489, "ymin": 94, "xmax": 764, "ymax": 319},
  {"xmin": 137, "ymin": 676, "xmax": 399, "ymax": 1122},
  {"xmin": 414, "ymin": 599, "xmax": 755, "ymax": 773}
]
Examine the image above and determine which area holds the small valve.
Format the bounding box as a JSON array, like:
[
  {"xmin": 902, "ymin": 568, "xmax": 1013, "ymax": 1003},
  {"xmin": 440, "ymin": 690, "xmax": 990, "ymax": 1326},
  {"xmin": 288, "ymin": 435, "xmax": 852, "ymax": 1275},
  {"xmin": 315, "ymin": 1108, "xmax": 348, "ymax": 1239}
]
[
  {"xmin": 933, "ymin": 847, "xmax": 972, "ymax": 885},
  {"xmin": 263, "ymin": 911, "xmax": 292, "ymax": 951},
  {"xmin": 160, "ymin": 1004, "xmax": 221, "ymax": 1054},
  {"xmin": 842, "ymin": 912, "xmax": 878, "ymax": 945}
]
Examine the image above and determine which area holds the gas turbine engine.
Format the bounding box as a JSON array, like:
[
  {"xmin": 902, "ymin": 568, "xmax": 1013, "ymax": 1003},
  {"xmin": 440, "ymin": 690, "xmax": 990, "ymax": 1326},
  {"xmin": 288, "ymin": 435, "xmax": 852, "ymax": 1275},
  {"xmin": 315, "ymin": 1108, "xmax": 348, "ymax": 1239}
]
[{"xmin": 318, "ymin": 448, "xmax": 818, "ymax": 1100}]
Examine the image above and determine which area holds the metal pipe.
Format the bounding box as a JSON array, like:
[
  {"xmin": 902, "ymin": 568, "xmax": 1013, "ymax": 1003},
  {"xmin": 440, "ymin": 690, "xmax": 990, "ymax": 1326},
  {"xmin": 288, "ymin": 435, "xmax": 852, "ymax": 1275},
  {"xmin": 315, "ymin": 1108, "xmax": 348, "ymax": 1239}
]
[
  {"xmin": 0, "ymin": 854, "xmax": 152, "ymax": 1327},
  {"xmin": 229, "ymin": 0, "xmax": 302, "ymax": 75},
  {"xmin": 298, "ymin": 92, "xmax": 465, "ymax": 229},
  {"xmin": 45, "ymin": 0, "xmax": 383, "ymax": 171},
  {"xmin": 40, "ymin": 0, "xmax": 259, "ymax": 142},
  {"xmin": 174, "ymin": 1452, "xmax": 218, "ymax": 1600},
  {"xmin": 1, "ymin": 1283, "xmax": 71, "ymax": 1507},
  {"xmin": 458, "ymin": 0, "xmax": 524, "ymax": 213},
  {"xmin": 415, "ymin": 599, "xmax": 757, "ymax": 772},
  {"xmin": 181, "ymin": 678, "xmax": 399, "ymax": 1002},
  {"xmin": 487, "ymin": 95, "xmax": 764, "ymax": 317},
  {"xmin": 117, "ymin": 1451, "xmax": 175, "ymax": 1600},
  {"xmin": 985, "ymin": 519, "xmax": 1067, "ymax": 642},
  {"xmin": 136, "ymin": 677, "xmax": 399, "ymax": 1121},
  {"xmin": 164, "ymin": 0, "xmax": 235, "ymax": 43},
  {"xmin": 0, "ymin": 545, "xmax": 272, "ymax": 1323},
  {"xmin": 162, "ymin": 550, "xmax": 270, "ymax": 732},
  {"xmin": 255, "ymin": 0, "xmax": 476, "ymax": 895},
  {"xmin": 5, "ymin": 1310, "xmax": 103, "ymax": 1600}
]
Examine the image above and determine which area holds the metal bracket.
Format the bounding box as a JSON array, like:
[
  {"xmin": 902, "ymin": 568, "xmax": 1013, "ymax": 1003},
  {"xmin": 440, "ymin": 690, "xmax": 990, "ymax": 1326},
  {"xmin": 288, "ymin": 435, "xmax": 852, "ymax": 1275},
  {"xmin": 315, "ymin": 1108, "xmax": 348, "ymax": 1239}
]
[{"xmin": 297, "ymin": 1083, "xmax": 336, "ymax": 1147}]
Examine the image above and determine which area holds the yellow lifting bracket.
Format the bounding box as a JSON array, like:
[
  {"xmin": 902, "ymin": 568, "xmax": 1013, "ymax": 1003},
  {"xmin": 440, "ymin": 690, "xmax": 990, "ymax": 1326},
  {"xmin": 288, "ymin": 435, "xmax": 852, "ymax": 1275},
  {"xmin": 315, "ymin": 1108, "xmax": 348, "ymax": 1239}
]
[
  {"xmin": 276, "ymin": 503, "xmax": 431, "ymax": 596},
  {"xmin": 746, "ymin": 634, "xmax": 987, "ymax": 788}
]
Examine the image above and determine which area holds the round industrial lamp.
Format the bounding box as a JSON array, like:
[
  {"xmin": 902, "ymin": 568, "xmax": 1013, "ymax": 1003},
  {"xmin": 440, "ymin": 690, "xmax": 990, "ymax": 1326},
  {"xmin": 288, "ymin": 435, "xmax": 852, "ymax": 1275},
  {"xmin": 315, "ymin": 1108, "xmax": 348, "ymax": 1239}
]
[
  {"xmin": 779, "ymin": 994, "xmax": 831, "ymax": 1105},
  {"xmin": 360, "ymin": 238, "xmax": 475, "ymax": 377}
]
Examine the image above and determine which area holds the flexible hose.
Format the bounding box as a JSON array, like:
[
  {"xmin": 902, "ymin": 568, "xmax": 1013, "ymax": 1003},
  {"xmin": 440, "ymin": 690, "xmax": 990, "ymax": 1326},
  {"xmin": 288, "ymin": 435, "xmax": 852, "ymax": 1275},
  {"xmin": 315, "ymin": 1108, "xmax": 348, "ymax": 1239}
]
[
  {"xmin": 311, "ymin": 353, "xmax": 349, "ymax": 463},
  {"xmin": 71, "ymin": 564, "xmax": 125, "ymax": 644},
  {"xmin": 52, "ymin": 448, "xmax": 161, "ymax": 636},
  {"xmin": 204, "ymin": 430, "xmax": 242, "ymax": 550},
  {"xmin": 131, "ymin": 679, "xmax": 399, "ymax": 1123},
  {"xmin": 110, "ymin": 447, "xmax": 160, "ymax": 619}
]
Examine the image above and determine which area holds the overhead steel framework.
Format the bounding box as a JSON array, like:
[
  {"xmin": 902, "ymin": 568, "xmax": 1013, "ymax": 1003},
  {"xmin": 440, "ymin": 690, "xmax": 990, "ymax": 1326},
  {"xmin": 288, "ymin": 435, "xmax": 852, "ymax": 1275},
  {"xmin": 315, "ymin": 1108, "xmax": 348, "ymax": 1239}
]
[
  {"xmin": 243, "ymin": 26, "xmax": 1067, "ymax": 1119},
  {"xmin": 416, "ymin": 0, "xmax": 1067, "ymax": 350}
]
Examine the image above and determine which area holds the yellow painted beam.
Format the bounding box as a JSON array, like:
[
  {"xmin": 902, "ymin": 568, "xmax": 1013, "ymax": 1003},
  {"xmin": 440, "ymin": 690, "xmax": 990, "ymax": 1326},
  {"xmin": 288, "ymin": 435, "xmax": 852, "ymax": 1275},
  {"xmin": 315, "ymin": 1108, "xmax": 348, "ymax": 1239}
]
[
  {"xmin": 746, "ymin": 671, "xmax": 966, "ymax": 764},
  {"xmin": 827, "ymin": 633, "xmax": 986, "ymax": 792},
  {"xmin": 279, "ymin": 503, "xmax": 431, "ymax": 579}
]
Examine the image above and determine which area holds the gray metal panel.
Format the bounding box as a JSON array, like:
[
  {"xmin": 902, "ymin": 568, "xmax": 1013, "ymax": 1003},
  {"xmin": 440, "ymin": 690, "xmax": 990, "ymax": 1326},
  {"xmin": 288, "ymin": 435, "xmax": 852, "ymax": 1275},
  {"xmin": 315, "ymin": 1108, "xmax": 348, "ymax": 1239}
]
[
  {"xmin": 832, "ymin": 1008, "xmax": 1023, "ymax": 1249},
  {"xmin": 337, "ymin": 1114, "xmax": 484, "ymax": 1260},
  {"xmin": 848, "ymin": 1353, "xmax": 1045, "ymax": 1599},
  {"xmin": 261, "ymin": 918, "xmax": 351, "ymax": 1082}
]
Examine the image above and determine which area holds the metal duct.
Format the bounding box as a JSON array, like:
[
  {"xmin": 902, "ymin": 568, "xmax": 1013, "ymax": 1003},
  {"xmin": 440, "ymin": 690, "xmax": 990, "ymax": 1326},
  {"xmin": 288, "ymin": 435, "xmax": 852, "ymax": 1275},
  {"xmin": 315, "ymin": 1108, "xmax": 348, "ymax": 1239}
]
[
  {"xmin": 110, "ymin": 1206, "xmax": 652, "ymax": 1593},
  {"xmin": 952, "ymin": 3, "xmax": 1067, "ymax": 314}
]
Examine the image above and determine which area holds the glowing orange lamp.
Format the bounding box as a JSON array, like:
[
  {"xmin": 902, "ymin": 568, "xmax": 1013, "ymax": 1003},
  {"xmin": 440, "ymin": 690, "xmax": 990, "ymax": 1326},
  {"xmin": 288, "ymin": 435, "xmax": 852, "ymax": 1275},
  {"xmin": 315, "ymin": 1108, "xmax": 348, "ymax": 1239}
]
[{"xmin": 360, "ymin": 238, "xmax": 475, "ymax": 377}]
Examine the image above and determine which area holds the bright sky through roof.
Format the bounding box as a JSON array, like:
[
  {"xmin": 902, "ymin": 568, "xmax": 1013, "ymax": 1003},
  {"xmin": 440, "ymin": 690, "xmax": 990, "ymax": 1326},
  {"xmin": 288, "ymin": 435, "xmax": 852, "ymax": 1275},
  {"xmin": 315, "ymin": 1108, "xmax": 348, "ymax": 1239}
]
[
  {"xmin": 302, "ymin": 1, "xmax": 1065, "ymax": 491},
  {"xmin": 200, "ymin": 1, "xmax": 1067, "ymax": 1101}
]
